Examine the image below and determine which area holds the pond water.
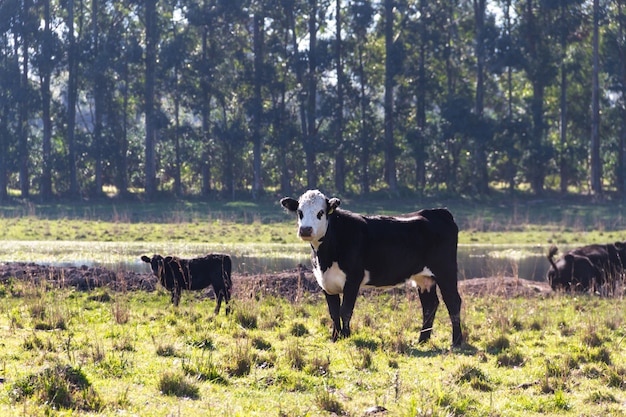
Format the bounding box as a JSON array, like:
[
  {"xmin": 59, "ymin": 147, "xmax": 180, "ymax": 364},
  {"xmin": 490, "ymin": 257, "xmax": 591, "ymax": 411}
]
[{"xmin": 0, "ymin": 241, "xmax": 554, "ymax": 283}]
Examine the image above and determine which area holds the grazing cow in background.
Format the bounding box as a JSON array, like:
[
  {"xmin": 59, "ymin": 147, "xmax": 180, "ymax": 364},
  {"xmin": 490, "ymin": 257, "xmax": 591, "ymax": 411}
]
[
  {"xmin": 141, "ymin": 253, "xmax": 232, "ymax": 314},
  {"xmin": 281, "ymin": 189, "xmax": 463, "ymax": 347},
  {"xmin": 547, "ymin": 243, "xmax": 626, "ymax": 293}
]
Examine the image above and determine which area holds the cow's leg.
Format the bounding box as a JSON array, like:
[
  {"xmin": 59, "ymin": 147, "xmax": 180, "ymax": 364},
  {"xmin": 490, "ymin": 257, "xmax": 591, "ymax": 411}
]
[
  {"xmin": 224, "ymin": 286, "xmax": 232, "ymax": 315},
  {"xmin": 324, "ymin": 292, "xmax": 342, "ymax": 342},
  {"xmin": 214, "ymin": 287, "xmax": 225, "ymax": 315},
  {"xmin": 338, "ymin": 278, "xmax": 362, "ymax": 339},
  {"xmin": 417, "ymin": 287, "xmax": 439, "ymax": 343},
  {"xmin": 172, "ymin": 287, "xmax": 181, "ymax": 307},
  {"xmin": 438, "ymin": 282, "xmax": 463, "ymax": 347}
]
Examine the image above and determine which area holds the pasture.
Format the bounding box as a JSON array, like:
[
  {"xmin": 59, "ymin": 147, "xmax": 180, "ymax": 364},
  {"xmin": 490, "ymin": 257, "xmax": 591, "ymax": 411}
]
[
  {"xmin": 1, "ymin": 278, "xmax": 625, "ymax": 416},
  {"xmin": 0, "ymin": 194, "xmax": 626, "ymax": 415}
]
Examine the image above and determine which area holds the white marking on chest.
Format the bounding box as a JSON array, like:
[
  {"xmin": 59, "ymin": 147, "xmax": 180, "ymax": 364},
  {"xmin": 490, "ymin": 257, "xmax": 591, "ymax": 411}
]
[
  {"xmin": 409, "ymin": 267, "xmax": 435, "ymax": 292},
  {"xmin": 313, "ymin": 261, "xmax": 347, "ymax": 295}
]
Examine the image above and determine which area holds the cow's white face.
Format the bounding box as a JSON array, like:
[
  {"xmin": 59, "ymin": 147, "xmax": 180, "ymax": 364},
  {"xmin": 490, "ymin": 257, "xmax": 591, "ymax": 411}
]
[{"xmin": 280, "ymin": 189, "xmax": 340, "ymax": 248}]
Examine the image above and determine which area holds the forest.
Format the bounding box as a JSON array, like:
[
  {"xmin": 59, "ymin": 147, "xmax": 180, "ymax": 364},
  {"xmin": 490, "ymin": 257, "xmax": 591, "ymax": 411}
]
[{"xmin": 0, "ymin": 0, "xmax": 625, "ymax": 201}]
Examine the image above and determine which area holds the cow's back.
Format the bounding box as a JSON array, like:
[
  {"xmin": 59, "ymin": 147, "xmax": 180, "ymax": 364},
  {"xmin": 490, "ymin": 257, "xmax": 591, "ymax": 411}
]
[
  {"xmin": 188, "ymin": 254, "xmax": 232, "ymax": 290},
  {"xmin": 324, "ymin": 208, "xmax": 458, "ymax": 287}
]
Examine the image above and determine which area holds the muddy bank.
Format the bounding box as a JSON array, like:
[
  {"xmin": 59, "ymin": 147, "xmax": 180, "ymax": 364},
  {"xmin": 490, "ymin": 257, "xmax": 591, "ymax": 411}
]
[{"xmin": 0, "ymin": 262, "xmax": 552, "ymax": 300}]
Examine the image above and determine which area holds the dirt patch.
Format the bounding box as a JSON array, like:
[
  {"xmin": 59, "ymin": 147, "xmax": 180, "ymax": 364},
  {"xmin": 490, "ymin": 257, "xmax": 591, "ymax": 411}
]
[{"xmin": 0, "ymin": 262, "xmax": 551, "ymax": 300}]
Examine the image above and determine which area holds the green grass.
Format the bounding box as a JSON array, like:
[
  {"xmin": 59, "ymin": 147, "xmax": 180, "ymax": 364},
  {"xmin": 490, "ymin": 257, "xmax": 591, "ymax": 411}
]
[
  {"xmin": 0, "ymin": 195, "xmax": 625, "ymax": 246},
  {"xmin": 1, "ymin": 196, "xmax": 626, "ymax": 414},
  {"xmin": 1, "ymin": 280, "xmax": 625, "ymax": 416}
]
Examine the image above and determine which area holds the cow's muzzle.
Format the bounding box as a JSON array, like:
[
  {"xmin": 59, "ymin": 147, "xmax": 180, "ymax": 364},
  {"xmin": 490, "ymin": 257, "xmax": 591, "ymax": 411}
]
[{"xmin": 298, "ymin": 226, "xmax": 313, "ymax": 240}]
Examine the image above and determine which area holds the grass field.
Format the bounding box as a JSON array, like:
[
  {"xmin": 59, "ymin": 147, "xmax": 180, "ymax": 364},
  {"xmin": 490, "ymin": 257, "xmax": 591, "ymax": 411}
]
[
  {"xmin": 0, "ymin": 194, "xmax": 626, "ymax": 416},
  {"xmin": 0, "ymin": 279, "xmax": 625, "ymax": 416}
]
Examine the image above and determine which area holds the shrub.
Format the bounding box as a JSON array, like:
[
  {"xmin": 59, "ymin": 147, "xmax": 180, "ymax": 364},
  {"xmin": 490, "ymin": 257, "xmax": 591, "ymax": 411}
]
[
  {"xmin": 11, "ymin": 365, "xmax": 102, "ymax": 411},
  {"xmin": 496, "ymin": 349, "xmax": 525, "ymax": 367},
  {"xmin": 485, "ymin": 335, "xmax": 510, "ymax": 353},
  {"xmin": 158, "ymin": 371, "xmax": 200, "ymax": 399},
  {"xmin": 315, "ymin": 389, "xmax": 344, "ymax": 414},
  {"xmin": 156, "ymin": 344, "xmax": 179, "ymax": 357},
  {"xmin": 252, "ymin": 337, "xmax": 272, "ymax": 351},
  {"xmin": 236, "ymin": 309, "xmax": 258, "ymax": 329},
  {"xmin": 182, "ymin": 356, "xmax": 227, "ymax": 384},
  {"xmin": 285, "ymin": 343, "xmax": 306, "ymax": 370},
  {"xmin": 227, "ymin": 343, "xmax": 253, "ymax": 377},
  {"xmin": 290, "ymin": 322, "xmax": 309, "ymax": 337}
]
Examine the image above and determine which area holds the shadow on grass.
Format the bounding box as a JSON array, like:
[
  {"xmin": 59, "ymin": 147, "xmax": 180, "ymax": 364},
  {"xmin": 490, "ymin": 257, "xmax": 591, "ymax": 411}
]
[{"xmin": 405, "ymin": 342, "xmax": 479, "ymax": 358}]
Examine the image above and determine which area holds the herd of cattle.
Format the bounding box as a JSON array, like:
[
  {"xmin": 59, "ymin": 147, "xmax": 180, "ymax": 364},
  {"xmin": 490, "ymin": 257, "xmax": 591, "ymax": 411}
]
[{"xmin": 140, "ymin": 189, "xmax": 625, "ymax": 347}]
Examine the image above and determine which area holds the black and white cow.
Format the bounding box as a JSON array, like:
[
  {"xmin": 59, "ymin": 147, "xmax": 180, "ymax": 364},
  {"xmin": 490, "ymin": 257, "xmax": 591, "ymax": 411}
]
[
  {"xmin": 547, "ymin": 242, "xmax": 626, "ymax": 292},
  {"xmin": 281, "ymin": 189, "xmax": 463, "ymax": 347},
  {"xmin": 141, "ymin": 253, "xmax": 232, "ymax": 314}
]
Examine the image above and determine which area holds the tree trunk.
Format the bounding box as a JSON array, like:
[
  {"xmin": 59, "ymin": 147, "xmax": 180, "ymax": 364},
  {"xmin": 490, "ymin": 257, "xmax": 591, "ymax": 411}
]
[
  {"xmin": 67, "ymin": 0, "xmax": 79, "ymax": 197},
  {"xmin": 358, "ymin": 44, "xmax": 370, "ymax": 195},
  {"xmin": 19, "ymin": 0, "xmax": 30, "ymax": 198},
  {"xmin": 383, "ymin": 0, "xmax": 396, "ymax": 191},
  {"xmin": 559, "ymin": 3, "xmax": 568, "ymax": 194},
  {"xmin": 40, "ymin": 0, "xmax": 53, "ymax": 200},
  {"xmin": 252, "ymin": 12, "xmax": 264, "ymax": 198},
  {"xmin": 590, "ymin": 0, "xmax": 601, "ymax": 194},
  {"xmin": 201, "ymin": 24, "xmax": 212, "ymax": 197},
  {"xmin": 92, "ymin": 0, "xmax": 104, "ymax": 196},
  {"xmin": 619, "ymin": 0, "xmax": 626, "ymax": 196},
  {"xmin": 144, "ymin": 0, "xmax": 158, "ymax": 197},
  {"xmin": 306, "ymin": 0, "xmax": 318, "ymax": 189},
  {"xmin": 473, "ymin": 0, "xmax": 488, "ymax": 195},
  {"xmin": 334, "ymin": 0, "xmax": 345, "ymax": 193}
]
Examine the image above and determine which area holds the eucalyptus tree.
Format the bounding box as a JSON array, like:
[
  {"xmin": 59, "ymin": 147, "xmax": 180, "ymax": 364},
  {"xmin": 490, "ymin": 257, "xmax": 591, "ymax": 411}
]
[
  {"xmin": 17, "ymin": 0, "xmax": 38, "ymax": 198},
  {"xmin": 106, "ymin": 1, "xmax": 144, "ymax": 197},
  {"xmin": 473, "ymin": 0, "xmax": 490, "ymax": 194},
  {"xmin": 0, "ymin": 0, "xmax": 22, "ymax": 201},
  {"xmin": 383, "ymin": 0, "xmax": 397, "ymax": 191},
  {"xmin": 515, "ymin": 0, "xmax": 559, "ymax": 195},
  {"xmin": 144, "ymin": 0, "xmax": 158, "ymax": 197},
  {"xmin": 604, "ymin": 0, "xmax": 626, "ymax": 194},
  {"xmin": 65, "ymin": 0, "xmax": 80, "ymax": 197},
  {"xmin": 34, "ymin": 0, "xmax": 61, "ymax": 200},
  {"xmin": 251, "ymin": 7, "xmax": 265, "ymax": 198},
  {"xmin": 590, "ymin": 0, "xmax": 601, "ymax": 194},
  {"xmin": 345, "ymin": 0, "xmax": 376, "ymax": 194},
  {"xmin": 333, "ymin": 0, "xmax": 346, "ymax": 193},
  {"xmin": 546, "ymin": 0, "xmax": 585, "ymax": 193},
  {"xmin": 184, "ymin": 0, "xmax": 249, "ymax": 197}
]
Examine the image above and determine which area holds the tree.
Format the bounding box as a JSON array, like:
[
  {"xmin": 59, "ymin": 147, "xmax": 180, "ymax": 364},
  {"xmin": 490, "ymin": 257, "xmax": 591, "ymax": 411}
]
[
  {"xmin": 517, "ymin": 0, "xmax": 559, "ymax": 195},
  {"xmin": 590, "ymin": 0, "xmax": 601, "ymax": 194},
  {"xmin": 334, "ymin": 0, "xmax": 346, "ymax": 193},
  {"xmin": 66, "ymin": 0, "xmax": 80, "ymax": 197},
  {"xmin": 144, "ymin": 0, "xmax": 158, "ymax": 197},
  {"xmin": 473, "ymin": 0, "xmax": 489, "ymax": 194},
  {"xmin": 252, "ymin": 9, "xmax": 264, "ymax": 198},
  {"xmin": 383, "ymin": 0, "xmax": 397, "ymax": 191}
]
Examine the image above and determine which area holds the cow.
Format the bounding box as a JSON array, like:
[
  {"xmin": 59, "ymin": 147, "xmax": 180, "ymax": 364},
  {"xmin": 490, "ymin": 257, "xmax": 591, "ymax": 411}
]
[
  {"xmin": 547, "ymin": 242, "xmax": 626, "ymax": 293},
  {"xmin": 280, "ymin": 189, "xmax": 463, "ymax": 347},
  {"xmin": 141, "ymin": 253, "xmax": 232, "ymax": 314}
]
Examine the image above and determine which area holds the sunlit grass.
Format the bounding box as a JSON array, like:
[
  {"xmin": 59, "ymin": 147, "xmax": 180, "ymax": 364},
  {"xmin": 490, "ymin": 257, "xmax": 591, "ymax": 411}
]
[{"xmin": 1, "ymin": 281, "xmax": 625, "ymax": 416}]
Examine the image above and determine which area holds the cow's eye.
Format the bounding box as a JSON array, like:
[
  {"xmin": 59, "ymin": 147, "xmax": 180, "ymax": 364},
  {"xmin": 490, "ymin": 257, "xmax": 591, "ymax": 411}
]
[
  {"xmin": 317, "ymin": 210, "xmax": 324, "ymax": 220},
  {"xmin": 297, "ymin": 210, "xmax": 303, "ymax": 220}
]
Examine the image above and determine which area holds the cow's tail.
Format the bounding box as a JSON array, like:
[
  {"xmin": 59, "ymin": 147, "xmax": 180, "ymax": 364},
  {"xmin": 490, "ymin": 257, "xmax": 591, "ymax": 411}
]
[{"xmin": 547, "ymin": 245, "xmax": 559, "ymax": 271}]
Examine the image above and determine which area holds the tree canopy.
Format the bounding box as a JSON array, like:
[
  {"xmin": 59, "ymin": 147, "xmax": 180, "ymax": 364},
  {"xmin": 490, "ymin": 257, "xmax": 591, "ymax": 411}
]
[{"xmin": 0, "ymin": 0, "xmax": 624, "ymax": 201}]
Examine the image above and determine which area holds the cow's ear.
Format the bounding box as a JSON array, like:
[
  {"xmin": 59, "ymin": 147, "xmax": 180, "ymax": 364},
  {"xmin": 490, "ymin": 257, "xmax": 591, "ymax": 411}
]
[
  {"xmin": 327, "ymin": 198, "xmax": 341, "ymax": 215},
  {"xmin": 615, "ymin": 242, "xmax": 625, "ymax": 249},
  {"xmin": 141, "ymin": 255, "xmax": 150, "ymax": 263},
  {"xmin": 164, "ymin": 256, "xmax": 173, "ymax": 263},
  {"xmin": 280, "ymin": 197, "xmax": 299, "ymax": 213}
]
